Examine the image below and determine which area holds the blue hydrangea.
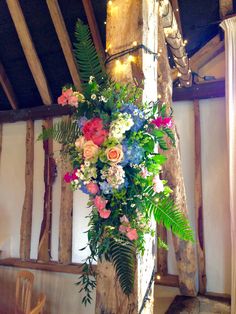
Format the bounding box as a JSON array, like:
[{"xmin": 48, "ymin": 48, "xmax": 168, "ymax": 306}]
[
  {"xmin": 121, "ymin": 103, "xmax": 145, "ymax": 132},
  {"xmin": 99, "ymin": 181, "xmax": 113, "ymax": 194},
  {"xmin": 79, "ymin": 182, "xmax": 89, "ymax": 194},
  {"xmin": 121, "ymin": 140, "xmax": 145, "ymax": 166},
  {"xmin": 77, "ymin": 116, "xmax": 88, "ymax": 129}
]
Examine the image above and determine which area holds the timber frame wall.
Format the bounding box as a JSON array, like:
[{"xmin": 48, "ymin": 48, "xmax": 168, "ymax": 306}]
[{"xmin": 0, "ymin": 0, "xmax": 226, "ymax": 296}]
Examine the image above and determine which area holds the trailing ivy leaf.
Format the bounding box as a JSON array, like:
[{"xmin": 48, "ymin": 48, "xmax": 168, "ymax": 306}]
[
  {"xmin": 157, "ymin": 138, "xmax": 168, "ymax": 150},
  {"xmin": 109, "ymin": 237, "xmax": 136, "ymax": 295},
  {"xmin": 37, "ymin": 118, "xmax": 79, "ymax": 145},
  {"xmin": 157, "ymin": 237, "xmax": 169, "ymax": 250},
  {"xmin": 163, "ymin": 127, "xmax": 175, "ymax": 145},
  {"xmin": 152, "ymin": 154, "xmax": 167, "ymax": 165}
]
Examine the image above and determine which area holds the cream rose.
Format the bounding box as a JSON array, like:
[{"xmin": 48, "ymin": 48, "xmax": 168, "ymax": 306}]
[
  {"xmin": 106, "ymin": 146, "xmax": 124, "ymax": 163},
  {"xmin": 83, "ymin": 140, "xmax": 99, "ymax": 160},
  {"xmin": 75, "ymin": 136, "xmax": 85, "ymax": 150}
]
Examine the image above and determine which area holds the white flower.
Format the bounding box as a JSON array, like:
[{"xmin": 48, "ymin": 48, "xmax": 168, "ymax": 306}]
[
  {"xmin": 91, "ymin": 94, "xmax": 97, "ymax": 100},
  {"xmin": 99, "ymin": 96, "xmax": 108, "ymax": 103},
  {"xmin": 89, "ymin": 76, "xmax": 95, "ymax": 84}
]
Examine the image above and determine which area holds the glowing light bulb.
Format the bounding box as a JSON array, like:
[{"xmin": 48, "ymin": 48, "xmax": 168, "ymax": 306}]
[
  {"xmin": 128, "ymin": 55, "xmax": 135, "ymax": 62},
  {"xmin": 133, "ymin": 41, "xmax": 138, "ymax": 46},
  {"xmin": 177, "ymin": 72, "xmax": 182, "ymax": 77},
  {"xmin": 108, "ymin": 0, "xmax": 113, "ymax": 6},
  {"xmin": 158, "ymin": 94, "xmax": 162, "ymax": 99},
  {"xmin": 156, "ymin": 275, "xmax": 161, "ymax": 280}
]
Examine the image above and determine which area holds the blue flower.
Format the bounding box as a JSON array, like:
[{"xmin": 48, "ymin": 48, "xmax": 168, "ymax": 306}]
[
  {"xmin": 122, "ymin": 140, "xmax": 145, "ymax": 166},
  {"xmin": 99, "ymin": 181, "xmax": 113, "ymax": 194},
  {"xmin": 79, "ymin": 182, "xmax": 89, "ymax": 194},
  {"xmin": 121, "ymin": 103, "xmax": 145, "ymax": 132},
  {"xmin": 77, "ymin": 116, "xmax": 88, "ymax": 129}
]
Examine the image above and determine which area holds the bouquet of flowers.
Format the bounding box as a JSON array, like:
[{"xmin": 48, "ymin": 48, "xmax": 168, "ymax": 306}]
[{"xmin": 40, "ymin": 20, "xmax": 193, "ymax": 305}]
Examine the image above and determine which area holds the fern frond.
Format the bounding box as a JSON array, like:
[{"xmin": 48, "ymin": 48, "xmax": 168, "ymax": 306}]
[
  {"xmin": 109, "ymin": 237, "xmax": 136, "ymax": 295},
  {"xmin": 74, "ymin": 20, "xmax": 106, "ymax": 86},
  {"xmin": 38, "ymin": 118, "xmax": 79, "ymax": 145},
  {"xmin": 144, "ymin": 186, "xmax": 194, "ymax": 241}
]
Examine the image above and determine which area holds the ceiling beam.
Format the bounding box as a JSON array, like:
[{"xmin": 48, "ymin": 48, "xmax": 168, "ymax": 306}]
[
  {"xmin": 171, "ymin": 0, "xmax": 182, "ymax": 34},
  {"xmin": 0, "ymin": 62, "xmax": 18, "ymax": 110},
  {"xmin": 220, "ymin": 0, "xmax": 233, "ymax": 18},
  {"xmin": 46, "ymin": 0, "xmax": 82, "ymax": 91},
  {"xmin": 173, "ymin": 80, "xmax": 225, "ymax": 101},
  {"xmin": 6, "ymin": 0, "xmax": 52, "ymax": 105},
  {"xmin": 82, "ymin": 0, "xmax": 105, "ymax": 61}
]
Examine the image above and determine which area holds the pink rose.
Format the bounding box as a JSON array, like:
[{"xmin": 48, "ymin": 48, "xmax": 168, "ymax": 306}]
[
  {"xmin": 86, "ymin": 182, "xmax": 99, "ymax": 194},
  {"xmin": 153, "ymin": 175, "xmax": 164, "ymax": 193},
  {"xmin": 57, "ymin": 88, "xmax": 73, "ymax": 106},
  {"xmin": 119, "ymin": 225, "xmax": 128, "ymax": 234},
  {"xmin": 98, "ymin": 208, "xmax": 111, "ymax": 219},
  {"xmin": 94, "ymin": 196, "xmax": 108, "ymax": 211},
  {"xmin": 58, "ymin": 94, "xmax": 67, "ymax": 106},
  {"xmin": 83, "ymin": 140, "xmax": 99, "ymax": 160},
  {"xmin": 82, "ymin": 117, "xmax": 108, "ymax": 146},
  {"xmin": 126, "ymin": 228, "xmax": 138, "ymax": 241},
  {"xmin": 68, "ymin": 95, "xmax": 78, "ymax": 107},
  {"xmin": 75, "ymin": 136, "xmax": 85, "ymax": 150},
  {"xmin": 64, "ymin": 172, "xmax": 72, "ymax": 183},
  {"xmin": 106, "ymin": 146, "xmax": 124, "ymax": 163}
]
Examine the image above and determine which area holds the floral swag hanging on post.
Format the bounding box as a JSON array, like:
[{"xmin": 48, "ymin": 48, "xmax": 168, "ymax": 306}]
[{"xmin": 39, "ymin": 21, "xmax": 193, "ymax": 305}]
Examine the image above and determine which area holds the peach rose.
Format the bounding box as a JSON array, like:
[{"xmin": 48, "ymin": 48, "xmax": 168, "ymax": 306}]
[
  {"xmin": 83, "ymin": 140, "xmax": 99, "ymax": 160},
  {"xmin": 106, "ymin": 146, "xmax": 124, "ymax": 163},
  {"xmin": 75, "ymin": 136, "xmax": 85, "ymax": 150}
]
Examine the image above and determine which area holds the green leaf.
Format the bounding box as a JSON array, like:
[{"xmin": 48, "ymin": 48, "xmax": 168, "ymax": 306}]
[
  {"xmin": 163, "ymin": 127, "xmax": 175, "ymax": 145},
  {"xmin": 109, "ymin": 237, "xmax": 136, "ymax": 295},
  {"xmin": 152, "ymin": 154, "xmax": 167, "ymax": 165},
  {"xmin": 37, "ymin": 118, "xmax": 79, "ymax": 145}
]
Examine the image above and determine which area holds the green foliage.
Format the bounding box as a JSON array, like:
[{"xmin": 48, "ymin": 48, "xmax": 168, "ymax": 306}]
[
  {"xmin": 74, "ymin": 20, "xmax": 107, "ymax": 86},
  {"xmin": 37, "ymin": 118, "xmax": 79, "ymax": 145},
  {"xmin": 109, "ymin": 237, "xmax": 136, "ymax": 295},
  {"xmin": 143, "ymin": 186, "xmax": 194, "ymax": 242}
]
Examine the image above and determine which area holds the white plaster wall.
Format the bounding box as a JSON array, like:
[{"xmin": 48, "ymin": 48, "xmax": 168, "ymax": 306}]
[{"xmin": 171, "ymin": 98, "xmax": 231, "ymax": 294}]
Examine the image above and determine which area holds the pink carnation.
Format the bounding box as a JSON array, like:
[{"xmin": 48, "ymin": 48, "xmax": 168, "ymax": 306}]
[
  {"xmin": 98, "ymin": 208, "xmax": 111, "ymax": 219},
  {"xmin": 86, "ymin": 182, "xmax": 99, "ymax": 195},
  {"xmin": 94, "ymin": 195, "xmax": 108, "ymax": 211},
  {"xmin": 63, "ymin": 169, "xmax": 78, "ymax": 183},
  {"xmin": 82, "ymin": 117, "xmax": 108, "ymax": 146},
  {"xmin": 126, "ymin": 228, "xmax": 138, "ymax": 241}
]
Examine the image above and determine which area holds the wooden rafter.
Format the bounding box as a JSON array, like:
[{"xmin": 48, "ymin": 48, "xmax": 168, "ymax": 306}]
[
  {"xmin": 0, "ymin": 62, "xmax": 18, "ymax": 110},
  {"xmin": 171, "ymin": 0, "xmax": 182, "ymax": 34},
  {"xmin": 6, "ymin": 0, "xmax": 52, "ymax": 105},
  {"xmin": 46, "ymin": 0, "xmax": 82, "ymax": 91},
  {"xmin": 82, "ymin": 0, "xmax": 105, "ymax": 61},
  {"xmin": 220, "ymin": 0, "xmax": 233, "ymax": 18}
]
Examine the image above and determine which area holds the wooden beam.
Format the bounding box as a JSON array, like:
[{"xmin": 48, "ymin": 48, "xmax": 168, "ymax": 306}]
[
  {"xmin": 220, "ymin": 0, "xmax": 233, "ymax": 18},
  {"xmin": 20, "ymin": 120, "xmax": 34, "ymax": 260},
  {"xmin": 37, "ymin": 119, "xmax": 56, "ymax": 262},
  {"xmin": 194, "ymin": 99, "xmax": 206, "ymax": 294},
  {"xmin": 0, "ymin": 258, "xmax": 96, "ymax": 275},
  {"xmin": 173, "ymin": 80, "xmax": 225, "ymax": 101},
  {"xmin": 46, "ymin": 0, "xmax": 82, "ymax": 91},
  {"xmin": 0, "ymin": 124, "xmax": 2, "ymax": 167},
  {"xmin": 190, "ymin": 35, "xmax": 224, "ymax": 72},
  {"xmin": 0, "ymin": 62, "xmax": 18, "ymax": 110},
  {"xmin": 0, "ymin": 104, "xmax": 74, "ymax": 124},
  {"xmin": 155, "ymin": 274, "xmax": 179, "ymax": 287},
  {"xmin": 171, "ymin": 0, "xmax": 182, "ymax": 34},
  {"xmin": 6, "ymin": 0, "xmax": 52, "ymax": 105},
  {"xmin": 59, "ymin": 149, "xmax": 73, "ymax": 265},
  {"xmin": 82, "ymin": 0, "xmax": 105, "ymax": 61}
]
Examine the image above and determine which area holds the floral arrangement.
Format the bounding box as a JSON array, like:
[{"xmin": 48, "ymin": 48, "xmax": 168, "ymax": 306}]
[{"xmin": 39, "ymin": 20, "xmax": 193, "ymax": 305}]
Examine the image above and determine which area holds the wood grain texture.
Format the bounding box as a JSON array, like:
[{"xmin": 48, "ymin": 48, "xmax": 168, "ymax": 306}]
[
  {"xmin": 58, "ymin": 152, "xmax": 73, "ymax": 265},
  {"xmin": 220, "ymin": 0, "xmax": 233, "ymax": 18},
  {"xmin": 96, "ymin": 1, "xmax": 158, "ymax": 313},
  {"xmin": 46, "ymin": 0, "xmax": 82, "ymax": 91},
  {"xmin": 194, "ymin": 99, "xmax": 206, "ymax": 294},
  {"xmin": 6, "ymin": 0, "xmax": 52, "ymax": 105},
  {"xmin": 158, "ymin": 18, "xmax": 197, "ymax": 297},
  {"xmin": 155, "ymin": 274, "xmax": 179, "ymax": 287},
  {"xmin": 38, "ymin": 119, "xmax": 56, "ymax": 262},
  {"xmin": 0, "ymin": 124, "xmax": 2, "ymax": 168},
  {"xmin": 0, "ymin": 62, "xmax": 18, "ymax": 109},
  {"xmin": 171, "ymin": 0, "xmax": 183, "ymax": 34},
  {"xmin": 82, "ymin": 0, "xmax": 105, "ymax": 61},
  {"xmin": 20, "ymin": 120, "xmax": 34, "ymax": 260}
]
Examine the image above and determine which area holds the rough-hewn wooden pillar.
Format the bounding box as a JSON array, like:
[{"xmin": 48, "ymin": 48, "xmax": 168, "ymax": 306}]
[
  {"xmin": 0, "ymin": 124, "xmax": 2, "ymax": 168},
  {"xmin": 158, "ymin": 17, "xmax": 197, "ymax": 296},
  {"xmin": 20, "ymin": 120, "xmax": 34, "ymax": 260},
  {"xmin": 95, "ymin": 1, "xmax": 158, "ymax": 313}
]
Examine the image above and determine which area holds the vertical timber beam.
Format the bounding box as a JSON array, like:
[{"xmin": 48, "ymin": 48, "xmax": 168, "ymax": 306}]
[
  {"xmin": 194, "ymin": 99, "xmax": 206, "ymax": 294},
  {"xmin": 159, "ymin": 13, "xmax": 197, "ymax": 297},
  {"xmin": 20, "ymin": 120, "xmax": 34, "ymax": 260},
  {"xmin": 0, "ymin": 124, "xmax": 2, "ymax": 168},
  {"xmin": 58, "ymin": 142, "xmax": 73, "ymax": 264},
  {"xmin": 95, "ymin": 1, "xmax": 158, "ymax": 314}
]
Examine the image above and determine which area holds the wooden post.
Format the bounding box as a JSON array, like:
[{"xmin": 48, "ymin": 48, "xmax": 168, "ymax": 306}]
[
  {"xmin": 58, "ymin": 149, "xmax": 73, "ymax": 264},
  {"xmin": 158, "ymin": 17, "xmax": 197, "ymax": 296},
  {"xmin": 220, "ymin": 0, "xmax": 233, "ymax": 18},
  {"xmin": 194, "ymin": 99, "xmax": 206, "ymax": 294},
  {"xmin": 96, "ymin": 1, "xmax": 158, "ymax": 313},
  {"xmin": 0, "ymin": 124, "xmax": 2, "ymax": 169},
  {"xmin": 38, "ymin": 119, "xmax": 56, "ymax": 262},
  {"xmin": 20, "ymin": 120, "xmax": 34, "ymax": 260}
]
